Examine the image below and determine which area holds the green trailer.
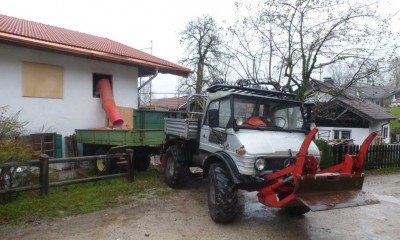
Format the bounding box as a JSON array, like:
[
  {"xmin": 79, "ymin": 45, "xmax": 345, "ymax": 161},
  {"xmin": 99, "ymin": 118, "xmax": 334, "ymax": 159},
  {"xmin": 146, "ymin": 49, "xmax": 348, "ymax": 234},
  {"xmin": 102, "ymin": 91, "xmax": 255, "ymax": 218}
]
[{"xmin": 75, "ymin": 109, "xmax": 184, "ymax": 173}]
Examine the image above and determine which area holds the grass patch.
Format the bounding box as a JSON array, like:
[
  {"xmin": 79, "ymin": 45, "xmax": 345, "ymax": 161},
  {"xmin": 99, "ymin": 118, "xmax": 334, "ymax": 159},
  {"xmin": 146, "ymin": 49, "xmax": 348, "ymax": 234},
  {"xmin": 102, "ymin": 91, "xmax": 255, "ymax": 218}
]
[
  {"xmin": 0, "ymin": 168, "xmax": 170, "ymax": 225},
  {"xmin": 389, "ymin": 107, "xmax": 400, "ymax": 127},
  {"xmin": 389, "ymin": 107, "xmax": 400, "ymax": 138}
]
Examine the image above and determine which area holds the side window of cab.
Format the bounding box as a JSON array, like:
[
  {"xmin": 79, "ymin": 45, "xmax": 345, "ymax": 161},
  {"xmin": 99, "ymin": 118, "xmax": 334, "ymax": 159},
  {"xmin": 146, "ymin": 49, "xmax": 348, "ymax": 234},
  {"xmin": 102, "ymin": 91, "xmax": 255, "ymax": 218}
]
[
  {"xmin": 204, "ymin": 99, "xmax": 231, "ymax": 128},
  {"xmin": 204, "ymin": 101, "xmax": 219, "ymax": 126}
]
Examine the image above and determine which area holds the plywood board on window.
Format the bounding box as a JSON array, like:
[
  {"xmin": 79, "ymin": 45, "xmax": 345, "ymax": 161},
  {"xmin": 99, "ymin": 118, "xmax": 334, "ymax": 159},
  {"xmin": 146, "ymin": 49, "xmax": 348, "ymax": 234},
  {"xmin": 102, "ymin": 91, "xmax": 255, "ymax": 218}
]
[
  {"xmin": 107, "ymin": 106, "xmax": 134, "ymax": 129},
  {"xmin": 23, "ymin": 61, "xmax": 64, "ymax": 98}
]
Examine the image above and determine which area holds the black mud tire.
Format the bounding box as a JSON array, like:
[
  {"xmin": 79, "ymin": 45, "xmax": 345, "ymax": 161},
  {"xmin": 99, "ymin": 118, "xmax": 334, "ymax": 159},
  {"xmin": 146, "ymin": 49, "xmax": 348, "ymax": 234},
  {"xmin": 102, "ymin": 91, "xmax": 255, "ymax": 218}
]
[
  {"xmin": 284, "ymin": 206, "xmax": 310, "ymax": 215},
  {"xmin": 208, "ymin": 163, "xmax": 238, "ymax": 223},
  {"xmin": 93, "ymin": 148, "xmax": 116, "ymax": 175},
  {"xmin": 134, "ymin": 151, "xmax": 151, "ymax": 171},
  {"xmin": 164, "ymin": 145, "xmax": 188, "ymax": 188}
]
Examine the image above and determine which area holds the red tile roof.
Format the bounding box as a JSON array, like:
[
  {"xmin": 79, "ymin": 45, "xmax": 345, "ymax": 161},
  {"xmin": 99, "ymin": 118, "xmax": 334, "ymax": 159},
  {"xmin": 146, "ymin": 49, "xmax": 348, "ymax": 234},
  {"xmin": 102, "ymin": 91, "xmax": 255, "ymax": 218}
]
[{"xmin": 0, "ymin": 14, "xmax": 191, "ymax": 77}]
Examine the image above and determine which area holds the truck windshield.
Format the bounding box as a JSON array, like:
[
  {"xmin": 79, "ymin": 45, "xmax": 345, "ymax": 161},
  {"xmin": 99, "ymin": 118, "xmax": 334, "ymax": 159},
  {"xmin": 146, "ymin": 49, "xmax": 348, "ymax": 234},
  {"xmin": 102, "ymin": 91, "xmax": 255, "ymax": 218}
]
[{"xmin": 233, "ymin": 97, "xmax": 305, "ymax": 131}]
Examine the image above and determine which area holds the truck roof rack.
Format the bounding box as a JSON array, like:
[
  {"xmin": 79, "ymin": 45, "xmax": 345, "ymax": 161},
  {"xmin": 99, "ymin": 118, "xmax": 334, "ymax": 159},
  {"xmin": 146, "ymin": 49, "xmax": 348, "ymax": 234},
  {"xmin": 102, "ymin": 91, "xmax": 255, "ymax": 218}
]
[{"xmin": 206, "ymin": 84, "xmax": 296, "ymax": 99}]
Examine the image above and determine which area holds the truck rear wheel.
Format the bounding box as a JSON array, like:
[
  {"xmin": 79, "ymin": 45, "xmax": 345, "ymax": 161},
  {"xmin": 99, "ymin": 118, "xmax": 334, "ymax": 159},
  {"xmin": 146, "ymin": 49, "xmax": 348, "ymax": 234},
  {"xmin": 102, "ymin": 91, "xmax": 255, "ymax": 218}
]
[
  {"xmin": 134, "ymin": 151, "xmax": 151, "ymax": 171},
  {"xmin": 164, "ymin": 145, "xmax": 188, "ymax": 188},
  {"xmin": 208, "ymin": 163, "xmax": 238, "ymax": 223}
]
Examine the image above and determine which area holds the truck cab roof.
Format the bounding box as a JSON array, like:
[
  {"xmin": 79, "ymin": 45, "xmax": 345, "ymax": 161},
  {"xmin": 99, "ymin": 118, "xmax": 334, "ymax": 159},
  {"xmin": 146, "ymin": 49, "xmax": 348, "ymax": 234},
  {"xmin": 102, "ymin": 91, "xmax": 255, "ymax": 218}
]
[{"xmin": 206, "ymin": 84, "xmax": 299, "ymax": 104}]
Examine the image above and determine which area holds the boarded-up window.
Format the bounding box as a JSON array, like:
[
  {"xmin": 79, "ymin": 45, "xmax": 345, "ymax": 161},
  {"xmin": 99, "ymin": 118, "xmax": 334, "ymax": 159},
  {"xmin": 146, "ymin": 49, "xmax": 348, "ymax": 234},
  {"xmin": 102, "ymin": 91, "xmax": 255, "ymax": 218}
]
[{"xmin": 22, "ymin": 61, "xmax": 64, "ymax": 99}]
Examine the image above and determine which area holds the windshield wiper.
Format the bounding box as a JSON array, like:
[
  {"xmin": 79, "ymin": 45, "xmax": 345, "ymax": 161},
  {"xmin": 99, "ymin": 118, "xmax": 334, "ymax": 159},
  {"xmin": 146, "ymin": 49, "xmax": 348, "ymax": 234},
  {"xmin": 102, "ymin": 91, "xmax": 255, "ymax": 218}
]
[
  {"xmin": 241, "ymin": 126, "xmax": 266, "ymax": 131},
  {"xmin": 268, "ymin": 125, "xmax": 283, "ymax": 129}
]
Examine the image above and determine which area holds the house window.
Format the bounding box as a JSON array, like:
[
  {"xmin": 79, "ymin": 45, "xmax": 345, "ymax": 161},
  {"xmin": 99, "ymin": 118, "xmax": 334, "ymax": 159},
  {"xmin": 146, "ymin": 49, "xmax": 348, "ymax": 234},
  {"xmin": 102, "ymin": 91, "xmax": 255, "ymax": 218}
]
[
  {"xmin": 334, "ymin": 130, "xmax": 351, "ymax": 139},
  {"xmin": 93, "ymin": 73, "xmax": 112, "ymax": 98},
  {"xmin": 383, "ymin": 126, "xmax": 388, "ymax": 139},
  {"xmin": 22, "ymin": 61, "xmax": 64, "ymax": 99}
]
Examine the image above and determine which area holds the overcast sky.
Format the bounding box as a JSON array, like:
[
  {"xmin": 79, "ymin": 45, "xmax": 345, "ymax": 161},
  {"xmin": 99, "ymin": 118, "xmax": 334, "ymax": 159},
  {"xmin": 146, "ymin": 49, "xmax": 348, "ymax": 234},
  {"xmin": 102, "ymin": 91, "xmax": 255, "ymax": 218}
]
[{"xmin": 2, "ymin": 0, "xmax": 400, "ymax": 98}]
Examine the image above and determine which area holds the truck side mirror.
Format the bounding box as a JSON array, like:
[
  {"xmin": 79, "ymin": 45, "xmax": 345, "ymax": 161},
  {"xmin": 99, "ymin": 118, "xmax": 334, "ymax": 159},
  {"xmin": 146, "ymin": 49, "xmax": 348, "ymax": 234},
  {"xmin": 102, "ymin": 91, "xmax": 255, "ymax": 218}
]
[{"xmin": 208, "ymin": 109, "xmax": 219, "ymax": 128}]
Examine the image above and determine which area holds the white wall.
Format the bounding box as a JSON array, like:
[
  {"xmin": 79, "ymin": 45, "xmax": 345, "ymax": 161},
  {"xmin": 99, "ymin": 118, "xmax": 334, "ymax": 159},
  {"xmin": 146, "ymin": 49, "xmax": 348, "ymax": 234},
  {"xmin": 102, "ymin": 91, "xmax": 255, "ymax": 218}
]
[
  {"xmin": 315, "ymin": 127, "xmax": 369, "ymax": 145},
  {"xmin": 370, "ymin": 120, "xmax": 391, "ymax": 144},
  {"xmin": 316, "ymin": 120, "xmax": 391, "ymax": 145},
  {"xmin": 0, "ymin": 43, "xmax": 139, "ymax": 156}
]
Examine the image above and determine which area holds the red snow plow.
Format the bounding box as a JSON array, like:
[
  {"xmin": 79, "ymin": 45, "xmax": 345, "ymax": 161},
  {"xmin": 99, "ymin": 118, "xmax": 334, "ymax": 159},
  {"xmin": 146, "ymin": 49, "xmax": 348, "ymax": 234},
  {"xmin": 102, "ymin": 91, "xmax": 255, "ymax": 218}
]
[{"xmin": 257, "ymin": 128, "xmax": 380, "ymax": 213}]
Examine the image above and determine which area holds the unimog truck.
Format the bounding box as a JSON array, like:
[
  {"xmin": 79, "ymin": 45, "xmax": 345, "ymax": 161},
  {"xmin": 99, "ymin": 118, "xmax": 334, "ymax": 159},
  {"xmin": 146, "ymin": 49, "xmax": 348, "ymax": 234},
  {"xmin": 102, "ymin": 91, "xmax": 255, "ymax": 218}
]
[{"xmin": 162, "ymin": 82, "xmax": 379, "ymax": 223}]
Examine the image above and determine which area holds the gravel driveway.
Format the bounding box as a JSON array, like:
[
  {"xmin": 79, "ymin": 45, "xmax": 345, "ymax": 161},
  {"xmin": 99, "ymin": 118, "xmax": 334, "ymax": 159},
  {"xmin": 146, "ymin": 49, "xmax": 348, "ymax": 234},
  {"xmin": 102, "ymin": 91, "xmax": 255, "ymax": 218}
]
[{"xmin": 1, "ymin": 173, "xmax": 399, "ymax": 240}]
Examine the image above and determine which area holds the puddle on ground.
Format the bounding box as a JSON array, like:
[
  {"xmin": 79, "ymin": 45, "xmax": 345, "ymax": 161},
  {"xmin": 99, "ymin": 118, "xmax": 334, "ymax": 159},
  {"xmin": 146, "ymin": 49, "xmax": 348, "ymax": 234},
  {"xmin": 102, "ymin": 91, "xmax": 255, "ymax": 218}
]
[{"xmin": 373, "ymin": 194, "xmax": 400, "ymax": 205}]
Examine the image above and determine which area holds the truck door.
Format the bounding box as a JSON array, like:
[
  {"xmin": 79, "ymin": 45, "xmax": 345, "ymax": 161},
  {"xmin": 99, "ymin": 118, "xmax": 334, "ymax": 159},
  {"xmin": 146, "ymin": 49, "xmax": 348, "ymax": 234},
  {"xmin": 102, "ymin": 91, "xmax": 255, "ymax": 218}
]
[{"xmin": 199, "ymin": 98, "xmax": 231, "ymax": 153}]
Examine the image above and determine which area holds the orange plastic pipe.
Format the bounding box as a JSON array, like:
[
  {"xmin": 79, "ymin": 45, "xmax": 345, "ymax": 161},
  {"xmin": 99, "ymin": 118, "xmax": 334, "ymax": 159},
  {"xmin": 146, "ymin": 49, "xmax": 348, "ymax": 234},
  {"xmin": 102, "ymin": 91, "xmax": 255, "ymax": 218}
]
[{"xmin": 98, "ymin": 78, "xmax": 124, "ymax": 126}]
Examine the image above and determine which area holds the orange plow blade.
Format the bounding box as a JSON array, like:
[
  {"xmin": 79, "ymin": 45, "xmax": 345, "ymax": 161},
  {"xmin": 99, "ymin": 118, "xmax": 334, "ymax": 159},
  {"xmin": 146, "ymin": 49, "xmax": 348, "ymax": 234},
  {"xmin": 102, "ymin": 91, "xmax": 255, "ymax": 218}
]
[
  {"xmin": 258, "ymin": 129, "xmax": 380, "ymax": 212},
  {"xmin": 293, "ymin": 174, "xmax": 379, "ymax": 211}
]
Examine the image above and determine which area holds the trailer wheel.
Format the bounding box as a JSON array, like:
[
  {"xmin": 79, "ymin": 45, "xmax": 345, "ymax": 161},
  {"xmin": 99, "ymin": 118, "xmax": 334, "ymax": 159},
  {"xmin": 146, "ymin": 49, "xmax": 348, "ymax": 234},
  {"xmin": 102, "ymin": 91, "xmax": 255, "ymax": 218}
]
[
  {"xmin": 164, "ymin": 145, "xmax": 187, "ymax": 188},
  {"xmin": 208, "ymin": 163, "xmax": 238, "ymax": 223},
  {"xmin": 284, "ymin": 206, "xmax": 310, "ymax": 215},
  {"xmin": 93, "ymin": 148, "xmax": 116, "ymax": 175},
  {"xmin": 134, "ymin": 151, "xmax": 151, "ymax": 171}
]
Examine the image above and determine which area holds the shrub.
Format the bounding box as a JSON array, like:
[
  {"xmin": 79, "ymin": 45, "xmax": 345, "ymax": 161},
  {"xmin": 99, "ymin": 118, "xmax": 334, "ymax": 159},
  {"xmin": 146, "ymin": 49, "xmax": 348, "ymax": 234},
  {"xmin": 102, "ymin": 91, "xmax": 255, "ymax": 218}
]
[
  {"xmin": 0, "ymin": 106, "xmax": 27, "ymax": 142},
  {"xmin": 0, "ymin": 106, "xmax": 38, "ymax": 196},
  {"xmin": 314, "ymin": 139, "xmax": 335, "ymax": 169}
]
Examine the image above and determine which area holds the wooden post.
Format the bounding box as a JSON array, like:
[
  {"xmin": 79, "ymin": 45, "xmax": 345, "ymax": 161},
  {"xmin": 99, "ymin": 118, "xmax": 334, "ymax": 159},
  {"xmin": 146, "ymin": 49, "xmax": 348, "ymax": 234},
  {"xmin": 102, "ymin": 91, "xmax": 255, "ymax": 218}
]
[
  {"xmin": 126, "ymin": 149, "xmax": 134, "ymax": 182},
  {"xmin": 39, "ymin": 154, "xmax": 49, "ymax": 196}
]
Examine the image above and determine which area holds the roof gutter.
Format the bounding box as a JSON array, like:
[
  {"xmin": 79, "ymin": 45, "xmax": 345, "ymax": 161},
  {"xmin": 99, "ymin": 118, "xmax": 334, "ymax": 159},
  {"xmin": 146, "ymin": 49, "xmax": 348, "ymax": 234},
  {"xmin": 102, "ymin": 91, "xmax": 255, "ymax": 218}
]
[
  {"xmin": 0, "ymin": 33, "xmax": 191, "ymax": 77},
  {"xmin": 138, "ymin": 67, "xmax": 159, "ymax": 91}
]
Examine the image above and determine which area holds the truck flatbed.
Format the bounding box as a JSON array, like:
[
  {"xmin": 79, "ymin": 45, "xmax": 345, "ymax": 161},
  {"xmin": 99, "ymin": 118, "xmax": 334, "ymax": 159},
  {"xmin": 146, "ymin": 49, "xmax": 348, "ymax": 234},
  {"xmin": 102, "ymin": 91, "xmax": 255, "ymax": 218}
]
[{"xmin": 75, "ymin": 109, "xmax": 185, "ymax": 147}]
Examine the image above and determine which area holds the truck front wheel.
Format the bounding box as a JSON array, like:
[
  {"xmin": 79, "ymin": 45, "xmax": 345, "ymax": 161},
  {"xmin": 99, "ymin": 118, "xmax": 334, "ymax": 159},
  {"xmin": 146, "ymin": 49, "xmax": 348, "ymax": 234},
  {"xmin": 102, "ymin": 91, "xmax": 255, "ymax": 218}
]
[
  {"xmin": 164, "ymin": 145, "xmax": 187, "ymax": 188},
  {"xmin": 208, "ymin": 163, "xmax": 239, "ymax": 223}
]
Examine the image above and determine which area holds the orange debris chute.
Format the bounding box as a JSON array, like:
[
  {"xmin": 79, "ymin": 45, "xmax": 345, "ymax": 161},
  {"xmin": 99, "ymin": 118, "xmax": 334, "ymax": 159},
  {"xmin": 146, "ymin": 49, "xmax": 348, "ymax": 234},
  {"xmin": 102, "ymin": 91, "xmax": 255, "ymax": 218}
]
[{"xmin": 97, "ymin": 78, "xmax": 124, "ymax": 127}]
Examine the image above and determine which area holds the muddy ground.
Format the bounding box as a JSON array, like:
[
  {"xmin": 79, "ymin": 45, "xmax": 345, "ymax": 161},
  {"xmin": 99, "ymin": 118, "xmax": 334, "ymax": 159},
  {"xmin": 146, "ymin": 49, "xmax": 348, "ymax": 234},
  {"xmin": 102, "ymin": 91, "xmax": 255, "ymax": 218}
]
[{"xmin": 1, "ymin": 173, "xmax": 399, "ymax": 240}]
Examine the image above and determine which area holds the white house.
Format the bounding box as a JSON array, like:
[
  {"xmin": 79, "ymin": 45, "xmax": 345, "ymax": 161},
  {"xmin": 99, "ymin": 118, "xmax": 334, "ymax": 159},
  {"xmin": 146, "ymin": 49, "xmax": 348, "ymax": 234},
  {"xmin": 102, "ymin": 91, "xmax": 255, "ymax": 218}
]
[
  {"xmin": 308, "ymin": 80, "xmax": 395, "ymax": 145},
  {"xmin": 352, "ymin": 86, "xmax": 400, "ymax": 107},
  {"xmin": 0, "ymin": 14, "xmax": 191, "ymax": 157}
]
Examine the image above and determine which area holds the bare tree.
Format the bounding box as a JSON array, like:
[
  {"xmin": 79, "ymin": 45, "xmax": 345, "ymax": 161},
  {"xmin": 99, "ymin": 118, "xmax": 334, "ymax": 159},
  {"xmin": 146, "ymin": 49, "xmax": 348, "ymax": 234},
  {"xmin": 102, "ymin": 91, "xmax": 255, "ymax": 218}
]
[
  {"xmin": 327, "ymin": 63, "xmax": 356, "ymax": 86},
  {"xmin": 230, "ymin": 0, "xmax": 398, "ymax": 100},
  {"xmin": 224, "ymin": 1, "xmax": 282, "ymax": 84},
  {"xmin": 179, "ymin": 15, "xmax": 224, "ymax": 95},
  {"xmin": 389, "ymin": 56, "xmax": 400, "ymax": 89},
  {"xmin": 225, "ymin": 24, "xmax": 271, "ymax": 82}
]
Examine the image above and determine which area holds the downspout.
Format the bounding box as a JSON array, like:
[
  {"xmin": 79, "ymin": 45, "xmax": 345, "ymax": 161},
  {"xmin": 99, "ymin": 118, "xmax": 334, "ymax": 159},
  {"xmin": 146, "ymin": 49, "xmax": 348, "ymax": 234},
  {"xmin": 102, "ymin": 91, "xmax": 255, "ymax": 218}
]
[{"xmin": 138, "ymin": 68, "xmax": 158, "ymax": 107}]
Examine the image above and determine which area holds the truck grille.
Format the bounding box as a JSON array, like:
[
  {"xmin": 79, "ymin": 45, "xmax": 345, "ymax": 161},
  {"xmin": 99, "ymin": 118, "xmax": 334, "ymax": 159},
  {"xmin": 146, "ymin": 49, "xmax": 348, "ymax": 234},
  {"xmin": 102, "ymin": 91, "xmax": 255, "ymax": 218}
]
[{"xmin": 264, "ymin": 157, "xmax": 295, "ymax": 171}]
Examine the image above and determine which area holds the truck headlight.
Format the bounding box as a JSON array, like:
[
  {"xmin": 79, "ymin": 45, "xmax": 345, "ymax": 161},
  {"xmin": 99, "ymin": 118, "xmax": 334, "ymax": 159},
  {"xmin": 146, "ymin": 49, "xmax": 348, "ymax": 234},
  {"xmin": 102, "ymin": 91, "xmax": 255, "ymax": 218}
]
[{"xmin": 254, "ymin": 158, "xmax": 266, "ymax": 171}]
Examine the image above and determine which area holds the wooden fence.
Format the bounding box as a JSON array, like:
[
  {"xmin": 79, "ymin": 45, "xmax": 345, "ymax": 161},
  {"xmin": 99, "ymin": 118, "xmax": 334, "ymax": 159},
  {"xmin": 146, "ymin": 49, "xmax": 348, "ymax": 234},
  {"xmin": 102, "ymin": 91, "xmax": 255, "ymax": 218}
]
[
  {"xmin": 0, "ymin": 149, "xmax": 134, "ymax": 196},
  {"xmin": 331, "ymin": 144, "xmax": 400, "ymax": 169}
]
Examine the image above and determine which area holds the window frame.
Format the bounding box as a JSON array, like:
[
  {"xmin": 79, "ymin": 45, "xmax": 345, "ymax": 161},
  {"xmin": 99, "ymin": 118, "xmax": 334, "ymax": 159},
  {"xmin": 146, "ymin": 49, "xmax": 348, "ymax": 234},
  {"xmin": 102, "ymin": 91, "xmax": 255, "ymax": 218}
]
[
  {"xmin": 93, "ymin": 73, "xmax": 113, "ymax": 98},
  {"xmin": 333, "ymin": 129, "xmax": 352, "ymax": 140}
]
